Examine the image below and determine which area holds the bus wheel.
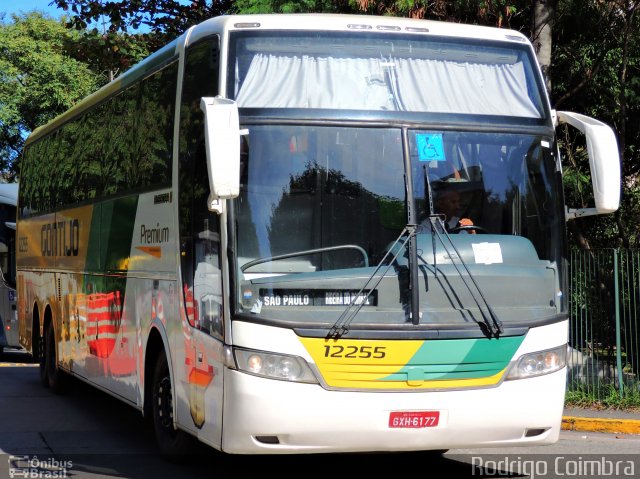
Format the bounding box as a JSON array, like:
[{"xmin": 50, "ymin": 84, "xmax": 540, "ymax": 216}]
[
  {"xmin": 44, "ymin": 324, "xmax": 66, "ymax": 394},
  {"xmin": 152, "ymin": 351, "xmax": 193, "ymax": 460}
]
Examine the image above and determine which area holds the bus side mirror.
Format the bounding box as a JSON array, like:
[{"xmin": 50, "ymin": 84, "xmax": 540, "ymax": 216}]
[
  {"xmin": 200, "ymin": 97, "xmax": 245, "ymax": 213},
  {"xmin": 556, "ymin": 111, "xmax": 621, "ymax": 220}
]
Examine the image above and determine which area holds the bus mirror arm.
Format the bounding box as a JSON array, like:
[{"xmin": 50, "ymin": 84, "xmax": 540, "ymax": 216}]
[
  {"xmin": 200, "ymin": 96, "xmax": 245, "ymax": 213},
  {"xmin": 556, "ymin": 110, "xmax": 621, "ymax": 220},
  {"xmin": 565, "ymin": 206, "xmax": 598, "ymax": 221}
]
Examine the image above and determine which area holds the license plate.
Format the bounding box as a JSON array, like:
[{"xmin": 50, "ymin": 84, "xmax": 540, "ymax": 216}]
[{"xmin": 388, "ymin": 411, "xmax": 440, "ymax": 428}]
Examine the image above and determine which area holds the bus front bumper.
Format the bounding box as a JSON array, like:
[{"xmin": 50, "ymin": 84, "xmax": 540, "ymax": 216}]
[{"xmin": 220, "ymin": 366, "xmax": 566, "ymax": 454}]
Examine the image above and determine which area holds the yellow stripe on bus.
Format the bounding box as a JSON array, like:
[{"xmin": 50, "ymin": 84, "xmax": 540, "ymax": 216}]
[{"xmin": 300, "ymin": 337, "xmax": 508, "ymax": 390}]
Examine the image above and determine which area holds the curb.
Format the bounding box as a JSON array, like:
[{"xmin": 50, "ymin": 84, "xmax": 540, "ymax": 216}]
[{"xmin": 562, "ymin": 416, "xmax": 640, "ymax": 435}]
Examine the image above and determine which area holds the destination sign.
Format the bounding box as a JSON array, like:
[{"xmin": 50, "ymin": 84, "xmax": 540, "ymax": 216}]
[{"xmin": 259, "ymin": 289, "xmax": 378, "ymax": 307}]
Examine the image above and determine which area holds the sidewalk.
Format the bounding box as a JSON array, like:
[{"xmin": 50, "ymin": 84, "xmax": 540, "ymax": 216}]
[{"xmin": 562, "ymin": 407, "xmax": 640, "ymax": 435}]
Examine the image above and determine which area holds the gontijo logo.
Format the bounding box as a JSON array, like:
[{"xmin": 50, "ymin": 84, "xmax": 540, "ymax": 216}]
[{"xmin": 40, "ymin": 219, "xmax": 80, "ymax": 257}]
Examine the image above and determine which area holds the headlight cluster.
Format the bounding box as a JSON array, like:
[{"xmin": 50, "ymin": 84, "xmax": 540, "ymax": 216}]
[
  {"xmin": 232, "ymin": 347, "xmax": 318, "ymax": 383},
  {"xmin": 506, "ymin": 345, "xmax": 567, "ymax": 380}
]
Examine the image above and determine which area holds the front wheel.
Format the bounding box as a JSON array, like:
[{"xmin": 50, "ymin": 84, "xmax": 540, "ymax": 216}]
[{"xmin": 152, "ymin": 351, "xmax": 194, "ymax": 460}]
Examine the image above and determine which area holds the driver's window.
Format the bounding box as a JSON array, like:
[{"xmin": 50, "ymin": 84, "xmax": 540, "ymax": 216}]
[{"xmin": 178, "ymin": 36, "xmax": 223, "ymax": 339}]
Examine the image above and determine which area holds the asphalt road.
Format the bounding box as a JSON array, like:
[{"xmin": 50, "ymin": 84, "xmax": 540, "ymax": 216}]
[{"xmin": 1, "ymin": 349, "xmax": 638, "ymax": 479}]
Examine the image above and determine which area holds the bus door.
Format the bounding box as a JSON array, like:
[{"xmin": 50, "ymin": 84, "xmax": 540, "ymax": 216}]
[
  {"xmin": 179, "ymin": 208, "xmax": 225, "ymax": 446},
  {"xmin": 0, "ymin": 221, "xmax": 17, "ymax": 349},
  {"xmin": 177, "ymin": 35, "xmax": 225, "ymax": 447},
  {"xmin": 181, "ymin": 218, "xmax": 224, "ymax": 441}
]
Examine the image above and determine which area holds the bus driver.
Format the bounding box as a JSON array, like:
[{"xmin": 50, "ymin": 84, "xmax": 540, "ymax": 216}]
[{"xmin": 421, "ymin": 189, "xmax": 476, "ymax": 234}]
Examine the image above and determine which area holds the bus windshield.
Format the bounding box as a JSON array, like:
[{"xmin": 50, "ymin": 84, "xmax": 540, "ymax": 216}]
[
  {"xmin": 229, "ymin": 31, "xmax": 546, "ymax": 119},
  {"xmin": 229, "ymin": 29, "xmax": 563, "ymax": 331},
  {"xmin": 234, "ymin": 125, "xmax": 565, "ymax": 328}
]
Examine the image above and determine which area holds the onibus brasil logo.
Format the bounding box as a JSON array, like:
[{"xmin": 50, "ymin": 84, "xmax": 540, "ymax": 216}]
[{"xmin": 8, "ymin": 455, "xmax": 73, "ymax": 478}]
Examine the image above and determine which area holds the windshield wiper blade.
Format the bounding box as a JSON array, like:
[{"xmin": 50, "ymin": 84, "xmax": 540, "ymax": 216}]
[
  {"xmin": 425, "ymin": 219, "xmax": 503, "ymax": 337},
  {"xmin": 419, "ymin": 163, "xmax": 501, "ymax": 336},
  {"xmin": 327, "ymin": 225, "xmax": 417, "ymax": 339}
]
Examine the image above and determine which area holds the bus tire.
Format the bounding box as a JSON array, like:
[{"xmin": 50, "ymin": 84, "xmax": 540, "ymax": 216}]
[
  {"xmin": 152, "ymin": 350, "xmax": 193, "ymax": 460},
  {"xmin": 44, "ymin": 323, "xmax": 66, "ymax": 394}
]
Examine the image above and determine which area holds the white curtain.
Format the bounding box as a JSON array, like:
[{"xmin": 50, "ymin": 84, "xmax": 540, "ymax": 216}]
[{"xmin": 236, "ymin": 53, "xmax": 541, "ymax": 118}]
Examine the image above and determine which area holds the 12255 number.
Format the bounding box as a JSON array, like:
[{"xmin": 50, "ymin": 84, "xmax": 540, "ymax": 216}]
[{"xmin": 323, "ymin": 345, "xmax": 386, "ymax": 358}]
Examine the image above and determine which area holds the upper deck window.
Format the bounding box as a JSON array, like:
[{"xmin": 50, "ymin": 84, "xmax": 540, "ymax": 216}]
[{"xmin": 229, "ymin": 31, "xmax": 546, "ymax": 119}]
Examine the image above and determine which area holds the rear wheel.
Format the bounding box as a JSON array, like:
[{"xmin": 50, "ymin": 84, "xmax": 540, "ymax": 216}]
[
  {"xmin": 152, "ymin": 350, "xmax": 193, "ymax": 460},
  {"xmin": 42, "ymin": 323, "xmax": 66, "ymax": 393}
]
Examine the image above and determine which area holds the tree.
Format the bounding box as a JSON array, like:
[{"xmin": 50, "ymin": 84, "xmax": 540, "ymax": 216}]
[
  {"xmin": 233, "ymin": 0, "xmax": 525, "ymax": 25},
  {"xmin": 0, "ymin": 12, "xmax": 100, "ymax": 179},
  {"xmin": 70, "ymin": 29, "xmax": 153, "ymax": 83},
  {"xmin": 55, "ymin": 0, "xmax": 528, "ymax": 30},
  {"xmin": 531, "ymin": 0, "xmax": 557, "ymax": 91},
  {"xmin": 54, "ymin": 0, "xmax": 235, "ymax": 37},
  {"xmin": 551, "ymin": 0, "xmax": 640, "ymax": 249}
]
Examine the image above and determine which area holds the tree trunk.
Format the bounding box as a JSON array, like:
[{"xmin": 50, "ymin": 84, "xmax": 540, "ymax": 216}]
[
  {"xmin": 531, "ymin": 0, "xmax": 556, "ymax": 93},
  {"xmin": 614, "ymin": 1, "xmax": 640, "ymax": 249}
]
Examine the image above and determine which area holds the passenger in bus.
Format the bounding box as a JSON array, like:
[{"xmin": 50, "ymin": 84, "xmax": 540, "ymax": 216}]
[{"xmin": 420, "ymin": 189, "xmax": 476, "ymax": 234}]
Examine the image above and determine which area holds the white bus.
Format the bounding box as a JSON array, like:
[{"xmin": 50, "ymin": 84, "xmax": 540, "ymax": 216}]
[
  {"xmin": 0, "ymin": 182, "xmax": 18, "ymax": 354},
  {"xmin": 17, "ymin": 14, "xmax": 620, "ymax": 455}
]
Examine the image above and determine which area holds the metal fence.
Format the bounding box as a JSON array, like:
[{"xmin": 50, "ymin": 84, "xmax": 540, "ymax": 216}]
[{"xmin": 567, "ymin": 249, "xmax": 640, "ymax": 398}]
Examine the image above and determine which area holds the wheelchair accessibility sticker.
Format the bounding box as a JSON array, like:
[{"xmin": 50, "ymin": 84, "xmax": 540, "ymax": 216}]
[{"xmin": 416, "ymin": 133, "xmax": 445, "ymax": 162}]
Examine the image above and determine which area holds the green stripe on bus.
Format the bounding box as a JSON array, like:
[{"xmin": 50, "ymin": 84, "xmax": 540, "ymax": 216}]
[
  {"xmin": 380, "ymin": 336, "xmax": 524, "ymax": 381},
  {"xmin": 102, "ymin": 196, "xmax": 139, "ymax": 272}
]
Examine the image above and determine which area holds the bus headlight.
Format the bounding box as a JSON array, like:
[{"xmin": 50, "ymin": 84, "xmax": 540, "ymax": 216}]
[
  {"xmin": 506, "ymin": 345, "xmax": 567, "ymax": 380},
  {"xmin": 232, "ymin": 347, "xmax": 318, "ymax": 383}
]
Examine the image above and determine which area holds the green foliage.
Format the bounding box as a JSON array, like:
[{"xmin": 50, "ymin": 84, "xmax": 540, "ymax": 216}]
[
  {"xmin": 552, "ymin": 0, "xmax": 640, "ymax": 249},
  {"xmin": 566, "ymin": 382, "xmax": 640, "ymax": 410},
  {"xmin": 0, "ymin": 12, "xmax": 100, "ymax": 178},
  {"xmin": 70, "ymin": 29, "xmax": 153, "ymax": 82},
  {"xmin": 235, "ymin": 0, "xmax": 357, "ymax": 14},
  {"xmin": 54, "ymin": 0, "xmax": 235, "ymax": 36},
  {"xmin": 340, "ymin": 0, "xmax": 526, "ymax": 26},
  {"xmin": 234, "ymin": 0, "xmax": 276, "ymax": 13}
]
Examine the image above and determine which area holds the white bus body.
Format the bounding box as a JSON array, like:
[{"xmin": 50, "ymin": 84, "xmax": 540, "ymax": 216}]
[{"xmin": 17, "ymin": 14, "xmax": 619, "ymax": 455}]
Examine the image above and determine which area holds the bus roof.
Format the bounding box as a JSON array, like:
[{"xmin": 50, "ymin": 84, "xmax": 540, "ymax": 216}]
[
  {"xmin": 25, "ymin": 13, "xmax": 532, "ymax": 145},
  {"xmin": 191, "ymin": 13, "xmax": 530, "ymax": 43}
]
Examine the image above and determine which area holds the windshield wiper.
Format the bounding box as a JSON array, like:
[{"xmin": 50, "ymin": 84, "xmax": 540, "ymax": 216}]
[
  {"xmin": 421, "ymin": 164, "xmax": 502, "ymax": 337},
  {"xmin": 327, "ymin": 225, "xmax": 417, "ymax": 339},
  {"xmin": 424, "ymin": 220, "xmax": 503, "ymax": 338}
]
